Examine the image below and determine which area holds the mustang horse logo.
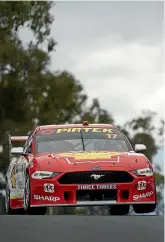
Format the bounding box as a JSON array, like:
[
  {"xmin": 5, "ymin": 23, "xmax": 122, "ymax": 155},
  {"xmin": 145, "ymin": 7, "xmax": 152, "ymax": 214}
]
[{"xmin": 90, "ymin": 174, "xmax": 105, "ymax": 180}]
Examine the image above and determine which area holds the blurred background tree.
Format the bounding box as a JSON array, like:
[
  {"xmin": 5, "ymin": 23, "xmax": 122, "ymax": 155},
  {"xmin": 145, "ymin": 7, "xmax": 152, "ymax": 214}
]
[
  {"xmin": 121, "ymin": 110, "xmax": 164, "ymax": 215},
  {"xmin": 0, "ymin": 1, "xmax": 164, "ymax": 215}
]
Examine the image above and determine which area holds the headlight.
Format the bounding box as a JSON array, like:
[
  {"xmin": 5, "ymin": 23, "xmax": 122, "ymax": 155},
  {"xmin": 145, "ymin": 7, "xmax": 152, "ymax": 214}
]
[
  {"xmin": 31, "ymin": 171, "xmax": 60, "ymax": 179},
  {"xmin": 132, "ymin": 168, "xmax": 153, "ymax": 176}
]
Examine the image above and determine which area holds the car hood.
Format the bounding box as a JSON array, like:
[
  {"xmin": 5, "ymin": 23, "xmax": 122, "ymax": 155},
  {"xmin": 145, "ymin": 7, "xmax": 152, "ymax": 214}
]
[{"xmin": 34, "ymin": 151, "xmax": 148, "ymax": 172}]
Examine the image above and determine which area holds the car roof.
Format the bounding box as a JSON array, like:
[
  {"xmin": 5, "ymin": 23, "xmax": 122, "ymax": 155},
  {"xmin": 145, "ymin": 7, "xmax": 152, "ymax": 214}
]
[{"xmin": 37, "ymin": 123, "xmax": 117, "ymax": 131}]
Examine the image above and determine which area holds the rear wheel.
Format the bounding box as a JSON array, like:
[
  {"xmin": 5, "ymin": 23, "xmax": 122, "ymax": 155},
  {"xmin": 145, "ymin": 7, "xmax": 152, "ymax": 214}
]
[
  {"xmin": 24, "ymin": 172, "xmax": 47, "ymax": 215},
  {"xmin": 133, "ymin": 203, "xmax": 156, "ymax": 214},
  {"xmin": 0, "ymin": 193, "xmax": 6, "ymax": 214},
  {"xmin": 108, "ymin": 205, "xmax": 130, "ymax": 215}
]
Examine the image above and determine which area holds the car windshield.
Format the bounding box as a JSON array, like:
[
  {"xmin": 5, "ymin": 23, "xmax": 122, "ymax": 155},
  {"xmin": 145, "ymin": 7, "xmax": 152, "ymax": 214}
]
[{"xmin": 35, "ymin": 127, "xmax": 133, "ymax": 153}]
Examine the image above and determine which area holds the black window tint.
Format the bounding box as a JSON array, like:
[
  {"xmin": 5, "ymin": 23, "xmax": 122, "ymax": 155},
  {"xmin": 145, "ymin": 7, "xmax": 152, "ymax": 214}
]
[{"xmin": 35, "ymin": 127, "xmax": 132, "ymax": 153}]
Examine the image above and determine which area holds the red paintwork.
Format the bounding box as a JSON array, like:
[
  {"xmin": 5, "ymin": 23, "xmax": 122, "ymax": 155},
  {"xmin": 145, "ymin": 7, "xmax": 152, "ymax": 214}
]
[
  {"xmin": 9, "ymin": 124, "xmax": 156, "ymax": 208},
  {"xmin": 30, "ymin": 179, "xmax": 155, "ymax": 206},
  {"xmin": 10, "ymin": 198, "xmax": 23, "ymax": 210},
  {"xmin": 32, "ymin": 152, "xmax": 149, "ymax": 171},
  {"xmin": 28, "ymin": 151, "xmax": 156, "ymax": 206}
]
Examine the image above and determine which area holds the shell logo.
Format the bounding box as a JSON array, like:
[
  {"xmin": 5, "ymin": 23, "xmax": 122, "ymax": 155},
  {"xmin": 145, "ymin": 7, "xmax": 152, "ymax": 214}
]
[{"xmin": 58, "ymin": 152, "xmax": 122, "ymax": 160}]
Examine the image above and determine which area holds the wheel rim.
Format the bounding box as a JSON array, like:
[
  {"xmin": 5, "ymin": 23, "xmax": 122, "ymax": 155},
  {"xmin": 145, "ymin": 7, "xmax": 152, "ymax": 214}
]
[{"xmin": 24, "ymin": 176, "xmax": 29, "ymax": 210}]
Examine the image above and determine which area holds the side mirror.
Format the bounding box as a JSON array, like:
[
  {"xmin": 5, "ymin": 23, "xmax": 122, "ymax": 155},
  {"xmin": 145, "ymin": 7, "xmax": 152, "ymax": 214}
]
[
  {"xmin": 134, "ymin": 144, "xmax": 147, "ymax": 153},
  {"xmin": 11, "ymin": 147, "xmax": 24, "ymax": 155}
]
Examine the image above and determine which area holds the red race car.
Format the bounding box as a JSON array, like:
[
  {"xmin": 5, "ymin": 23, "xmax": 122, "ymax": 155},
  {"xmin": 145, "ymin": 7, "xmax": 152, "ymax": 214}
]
[{"xmin": 5, "ymin": 122, "xmax": 156, "ymax": 215}]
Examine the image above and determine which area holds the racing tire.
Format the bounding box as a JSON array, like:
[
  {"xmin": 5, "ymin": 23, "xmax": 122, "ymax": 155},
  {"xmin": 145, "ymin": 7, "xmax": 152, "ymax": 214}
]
[
  {"xmin": 5, "ymin": 182, "xmax": 25, "ymax": 215},
  {"xmin": 108, "ymin": 205, "xmax": 130, "ymax": 215},
  {"xmin": 133, "ymin": 203, "xmax": 156, "ymax": 214},
  {"xmin": 0, "ymin": 193, "xmax": 6, "ymax": 214},
  {"xmin": 133, "ymin": 186, "xmax": 157, "ymax": 214},
  {"xmin": 24, "ymin": 172, "xmax": 47, "ymax": 215}
]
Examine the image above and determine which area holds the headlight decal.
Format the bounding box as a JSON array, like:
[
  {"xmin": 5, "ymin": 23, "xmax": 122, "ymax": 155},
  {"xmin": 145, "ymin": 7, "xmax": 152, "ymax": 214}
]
[{"xmin": 132, "ymin": 168, "xmax": 153, "ymax": 176}]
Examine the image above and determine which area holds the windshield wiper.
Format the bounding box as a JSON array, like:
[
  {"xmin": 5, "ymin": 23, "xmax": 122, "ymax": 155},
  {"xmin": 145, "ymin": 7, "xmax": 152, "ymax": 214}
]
[{"xmin": 80, "ymin": 129, "xmax": 85, "ymax": 151}]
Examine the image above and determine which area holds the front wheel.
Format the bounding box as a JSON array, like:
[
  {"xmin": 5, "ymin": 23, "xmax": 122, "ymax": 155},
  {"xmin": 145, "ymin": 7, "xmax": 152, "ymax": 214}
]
[
  {"xmin": 0, "ymin": 193, "xmax": 6, "ymax": 214},
  {"xmin": 108, "ymin": 205, "xmax": 130, "ymax": 215},
  {"xmin": 24, "ymin": 172, "xmax": 47, "ymax": 215},
  {"xmin": 133, "ymin": 203, "xmax": 156, "ymax": 214}
]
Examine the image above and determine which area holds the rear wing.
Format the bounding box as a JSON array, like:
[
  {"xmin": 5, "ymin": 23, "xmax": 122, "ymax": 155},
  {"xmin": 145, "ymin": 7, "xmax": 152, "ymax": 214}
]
[
  {"xmin": 10, "ymin": 136, "xmax": 28, "ymax": 142},
  {"xmin": 8, "ymin": 134, "xmax": 28, "ymax": 155}
]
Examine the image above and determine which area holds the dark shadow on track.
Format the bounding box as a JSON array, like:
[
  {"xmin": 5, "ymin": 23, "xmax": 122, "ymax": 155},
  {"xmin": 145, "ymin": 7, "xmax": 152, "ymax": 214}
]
[{"xmin": 0, "ymin": 215, "xmax": 163, "ymax": 242}]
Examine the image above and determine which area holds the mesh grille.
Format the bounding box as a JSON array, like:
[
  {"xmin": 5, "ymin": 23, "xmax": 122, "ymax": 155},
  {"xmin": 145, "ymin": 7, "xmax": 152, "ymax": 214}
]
[{"xmin": 58, "ymin": 171, "xmax": 134, "ymax": 184}]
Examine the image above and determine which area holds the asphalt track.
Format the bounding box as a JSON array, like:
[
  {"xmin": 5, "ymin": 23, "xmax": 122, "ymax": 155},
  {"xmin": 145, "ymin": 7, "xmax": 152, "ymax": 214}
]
[{"xmin": 0, "ymin": 215, "xmax": 163, "ymax": 242}]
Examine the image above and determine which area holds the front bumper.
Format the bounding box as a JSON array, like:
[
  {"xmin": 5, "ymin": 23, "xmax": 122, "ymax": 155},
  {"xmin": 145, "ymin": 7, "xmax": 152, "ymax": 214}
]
[{"xmin": 30, "ymin": 174, "xmax": 156, "ymax": 207}]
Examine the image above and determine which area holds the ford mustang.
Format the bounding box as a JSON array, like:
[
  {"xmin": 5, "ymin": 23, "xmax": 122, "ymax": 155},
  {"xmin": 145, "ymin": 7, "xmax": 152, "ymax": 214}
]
[{"xmin": 5, "ymin": 122, "xmax": 156, "ymax": 215}]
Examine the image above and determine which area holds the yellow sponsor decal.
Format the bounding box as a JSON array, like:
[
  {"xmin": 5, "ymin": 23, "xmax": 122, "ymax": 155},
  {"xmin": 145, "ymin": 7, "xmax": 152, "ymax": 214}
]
[
  {"xmin": 59, "ymin": 152, "xmax": 121, "ymax": 160},
  {"xmin": 10, "ymin": 196, "xmax": 19, "ymax": 200},
  {"xmin": 11, "ymin": 168, "xmax": 16, "ymax": 188},
  {"xmin": 56, "ymin": 128, "xmax": 113, "ymax": 134},
  {"xmin": 10, "ymin": 194, "xmax": 24, "ymax": 199}
]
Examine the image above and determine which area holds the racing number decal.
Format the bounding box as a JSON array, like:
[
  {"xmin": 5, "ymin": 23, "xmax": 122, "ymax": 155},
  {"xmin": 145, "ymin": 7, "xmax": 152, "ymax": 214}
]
[{"xmin": 106, "ymin": 134, "xmax": 117, "ymax": 139}]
